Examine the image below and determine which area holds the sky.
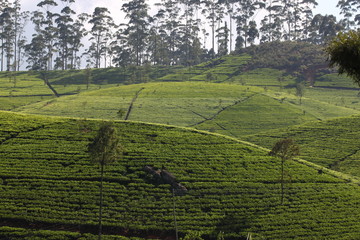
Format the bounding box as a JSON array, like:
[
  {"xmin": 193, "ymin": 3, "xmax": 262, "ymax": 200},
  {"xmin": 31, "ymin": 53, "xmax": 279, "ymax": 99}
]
[{"xmin": 20, "ymin": 0, "xmax": 341, "ymax": 24}]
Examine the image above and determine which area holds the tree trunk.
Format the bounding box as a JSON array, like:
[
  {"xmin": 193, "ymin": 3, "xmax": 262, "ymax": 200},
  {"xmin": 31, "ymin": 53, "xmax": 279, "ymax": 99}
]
[{"xmin": 40, "ymin": 72, "xmax": 60, "ymax": 97}]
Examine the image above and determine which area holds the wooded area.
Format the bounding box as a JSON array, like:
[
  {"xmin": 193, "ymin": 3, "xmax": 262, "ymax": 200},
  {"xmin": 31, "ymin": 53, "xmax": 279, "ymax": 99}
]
[{"xmin": 0, "ymin": 0, "xmax": 359, "ymax": 71}]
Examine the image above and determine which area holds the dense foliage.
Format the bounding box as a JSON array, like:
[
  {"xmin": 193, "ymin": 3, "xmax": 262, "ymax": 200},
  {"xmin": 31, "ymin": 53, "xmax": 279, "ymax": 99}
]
[
  {"xmin": 326, "ymin": 30, "xmax": 360, "ymax": 85},
  {"xmin": 240, "ymin": 41, "xmax": 328, "ymax": 84}
]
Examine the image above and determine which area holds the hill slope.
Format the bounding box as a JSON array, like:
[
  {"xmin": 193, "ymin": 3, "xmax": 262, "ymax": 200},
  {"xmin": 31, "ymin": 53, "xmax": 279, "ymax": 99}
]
[
  {"xmin": 13, "ymin": 82, "xmax": 324, "ymax": 136},
  {"xmin": 243, "ymin": 114, "xmax": 360, "ymax": 179},
  {"xmin": 1, "ymin": 111, "xmax": 360, "ymax": 239}
]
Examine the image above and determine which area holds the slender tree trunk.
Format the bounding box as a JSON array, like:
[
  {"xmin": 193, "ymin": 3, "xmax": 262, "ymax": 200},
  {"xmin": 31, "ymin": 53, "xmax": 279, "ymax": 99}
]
[
  {"xmin": 40, "ymin": 72, "xmax": 60, "ymax": 97},
  {"xmin": 98, "ymin": 163, "xmax": 104, "ymax": 240},
  {"xmin": 229, "ymin": 10, "xmax": 232, "ymax": 52}
]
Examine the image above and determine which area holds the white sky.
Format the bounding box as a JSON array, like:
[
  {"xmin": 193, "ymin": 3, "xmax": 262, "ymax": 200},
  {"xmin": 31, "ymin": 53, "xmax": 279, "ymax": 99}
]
[{"xmin": 20, "ymin": 0, "xmax": 341, "ymax": 23}]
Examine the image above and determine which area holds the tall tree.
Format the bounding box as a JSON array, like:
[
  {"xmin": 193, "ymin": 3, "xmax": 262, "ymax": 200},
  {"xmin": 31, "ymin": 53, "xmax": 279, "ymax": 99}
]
[
  {"xmin": 202, "ymin": 0, "xmax": 224, "ymax": 57},
  {"xmin": 307, "ymin": 14, "xmax": 343, "ymax": 45},
  {"xmin": 121, "ymin": 0, "xmax": 150, "ymax": 66},
  {"xmin": 69, "ymin": 13, "xmax": 88, "ymax": 69},
  {"xmin": 233, "ymin": 0, "xmax": 265, "ymax": 49},
  {"xmin": 54, "ymin": 0, "xmax": 76, "ymax": 70},
  {"xmin": 12, "ymin": 1, "xmax": 29, "ymax": 71},
  {"xmin": 337, "ymin": 0, "xmax": 360, "ymax": 29},
  {"xmin": 88, "ymin": 123, "xmax": 123, "ymax": 240},
  {"xmin": 216, "ymin": 21, "xmax": 229, "ymax": 56},
  {"xmin": 36, "ymin": 0, "xmax": 58, "ymax": 71},
  {"xmin": 87, "ymin": 7, "xmax": 114, "ymax": 68},
  {"xmin": 25, "ymin": 11, "xmax": 47, "ymax": 71},
  {"xmin": 0, "ymin": 0, "xmax": 12, "ymax": 71}
]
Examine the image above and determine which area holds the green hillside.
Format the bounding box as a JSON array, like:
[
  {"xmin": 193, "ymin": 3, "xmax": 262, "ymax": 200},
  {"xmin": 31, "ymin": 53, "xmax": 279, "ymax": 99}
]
[
  {"xmin": 1, "ymin": 111, "xmax": 360, "ymax": 239},
  {"xmin": 13, "ymin": 81, "xmax": 360, "ymax": 138},
  {"xmin": 243, "ymin": 115, "xmax": 360, "ymax": 179},
  {"xmin": 13, "ymin": 82, "xmax": 326, "ymax": 135}
]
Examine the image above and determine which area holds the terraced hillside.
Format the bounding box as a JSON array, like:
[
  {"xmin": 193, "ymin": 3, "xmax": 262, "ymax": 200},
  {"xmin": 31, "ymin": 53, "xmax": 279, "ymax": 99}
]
[
  {"xmin": 243, "ymin": 115, "xmax": 360, "ymax": 179},
  {"xmin": 1, "ymin": 111, "xmax": 360, "ymax": 239}
]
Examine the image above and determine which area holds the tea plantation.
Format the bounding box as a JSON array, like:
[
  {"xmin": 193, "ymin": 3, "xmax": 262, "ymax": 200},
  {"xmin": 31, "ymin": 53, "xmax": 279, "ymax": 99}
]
[
  {"xmin": 1, "ymin": 111, "xmax": 360, "ymax": 239},
  {"xmin": 243, "ymin": 115, "xmax": 360, "ymax": 180}
]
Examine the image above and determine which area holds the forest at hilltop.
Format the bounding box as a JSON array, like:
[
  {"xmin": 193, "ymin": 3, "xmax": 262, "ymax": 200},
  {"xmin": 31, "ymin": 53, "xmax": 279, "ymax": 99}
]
[{"xmin": 0, "ymin": 0, "xmax": 359, "ymax": 72}]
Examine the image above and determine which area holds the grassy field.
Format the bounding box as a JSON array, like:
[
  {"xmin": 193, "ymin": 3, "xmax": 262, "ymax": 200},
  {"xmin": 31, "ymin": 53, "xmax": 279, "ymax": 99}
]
[{"xmin": 1, "ymin": 111, "xmax": 360, "ymax": 239}]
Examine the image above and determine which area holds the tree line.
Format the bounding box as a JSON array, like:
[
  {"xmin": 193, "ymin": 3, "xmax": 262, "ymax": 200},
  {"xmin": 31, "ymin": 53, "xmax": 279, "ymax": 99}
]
[{"xmin": 0, "ymin": 0, "xmax": 359, "ymax": 71}]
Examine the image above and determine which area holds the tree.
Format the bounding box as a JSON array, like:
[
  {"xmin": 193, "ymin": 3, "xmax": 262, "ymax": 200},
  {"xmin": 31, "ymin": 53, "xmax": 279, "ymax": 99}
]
[
  {"xmin": 216, "ymin": 21, "xmax": 229, "ymax": 57},
  {"xmin": 307, "ymin": 14, "xmax": 344, "ymax": 45},
  {"xmin": 296, "ymin": 82, "xmax": 305, "ymax": 104},
  {"xmin": 54, "ymin": 0, "xmax": 76, "ymax": 70},
  {"xmin": 36, "ymin": 0, "xmax": 58, "ymax": 71},
  {"xmin": 87, "ymin": 7, "xmax": 115, "ymax": 68},
  {"xmin": 325, "ymin": 30, "xmax": 360, "ymax": 85},
  {"xmin": 337, "ymin": 0, "xmax": 360, "ymax": 29},
  {"xmin": 269, "ymin": 138, "xmax": 299, "ymax": 204},
  {"xmin": 121, "ymin": 0, "xmax": 150, "ymax": 66},
  {"xmin": 88, "ymin": 123, "xmax": 123, "ymax": 240},
  {"xmin": 234, "ymin": 0, "xmax": 265, "ymax": 49}
]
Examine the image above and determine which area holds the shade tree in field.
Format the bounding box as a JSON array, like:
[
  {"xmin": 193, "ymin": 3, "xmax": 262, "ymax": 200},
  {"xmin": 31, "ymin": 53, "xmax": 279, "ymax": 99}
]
[
  {"xmin": 326, "ymin": 30, "xmax": 360, "ymax": 86},
  {"xmin": 269, "ymin": 138, "xmax": 300, "ymax": 204},
  {"xmin": 88, "ymin": 123, "xmax": 123, "ymax": 240}
]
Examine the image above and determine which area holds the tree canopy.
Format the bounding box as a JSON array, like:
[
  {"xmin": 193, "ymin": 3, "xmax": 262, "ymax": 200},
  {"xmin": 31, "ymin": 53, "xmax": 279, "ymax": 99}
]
[{"xmin": 325, "ymin": 30, "xmax": 360, "ymax": 86}]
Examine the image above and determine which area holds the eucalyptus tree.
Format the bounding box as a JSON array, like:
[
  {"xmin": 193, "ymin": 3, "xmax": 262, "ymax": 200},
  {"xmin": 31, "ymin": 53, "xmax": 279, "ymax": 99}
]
[
  {"xmin": 36, "ymin": 0, "xmax": 58, "ymax": 71},
  {"xmin": 300, "ymin": 0, "xmax": 318, "ymax": 40},
  {"xmin": 87, "ymin": 7, "xmax": 115, "ymax": 68},
  {"xmin": 307, "ymin": 14, "xmax": 343, "ymax": 45},
  {"xmin": 25, "ymin": 11, "xmax": 47, "ymax": 71},
  {"xmin": 337, "ymin": 0, "xmax": 360, "ymax": 29},
  {"xmin": 178, "ymin": 0, "xmax": 203, "ymax": 65},
  {"xmin": 260, "ymin": 0, "xmax": 283, "ymax": 42},
  {"xmin": 218, "ymin": 0, "xmax": 235, "ymax": 52},
  {"xmin": 12, "ymin": 0, "xmax": 29, "ymax": 71},
  {"xmin": 202, "ymin": 0, "xmax": 224, "ymax": 57},
  {"xmin": 216, "ymin": 21, "xmax": 229, "ymax": 56},
  {"xmin": 0, "ymin": 0, "xmax": 7, "ymax": 71},
  {"xmin": 0, "ymin": 0, "xmax": 29, "ymax": 72},
  {"xmin": 156, "ymin": 0, "xmax": 181, "ymax": 65},
  {"xmin": 111, "ymin": 24, "xmax": 132, "ymax": 67},
  {"xmin": 68, "ymin": 13, "xmax": 88, "ymax": 69},
  {"xmin": 0, "ymin": 1, "xmax": 14, "ymax": 71},
  {"xmin": 54, "ymin": 0, "xmax": 75, "ymax": 70},
  {"xmin": 88, "ymin": 123, "xmax": 123, "ymax": 240},
  {"xmin": 121, "ymin": 0, "xmax": 150, "ymax": 66},
  {"xmin": 233, "ymin": 0, "xmax": 265, "ymax": 49}
]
